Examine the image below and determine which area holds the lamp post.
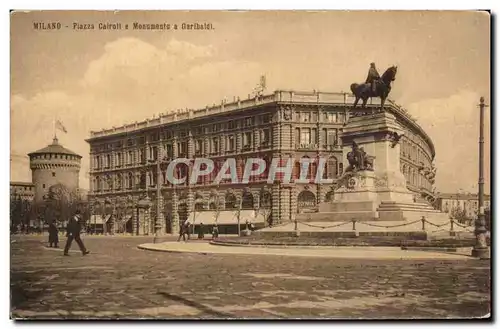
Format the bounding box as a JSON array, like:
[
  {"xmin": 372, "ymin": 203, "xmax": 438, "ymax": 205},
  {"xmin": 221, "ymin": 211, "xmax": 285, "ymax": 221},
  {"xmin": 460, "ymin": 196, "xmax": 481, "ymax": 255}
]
[
  {"xmin": 136, "ymin": 196, "xmax": 152, "ymax": 236},
  {"xmin": 472, "ymin": 97, "xmax": 490, "ymax": 259}
]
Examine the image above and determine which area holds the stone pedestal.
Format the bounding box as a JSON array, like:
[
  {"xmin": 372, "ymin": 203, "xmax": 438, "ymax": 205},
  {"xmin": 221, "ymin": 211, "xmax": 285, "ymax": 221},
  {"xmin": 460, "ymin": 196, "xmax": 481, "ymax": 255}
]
[{"xmin": 311, "ymin": 111, "xmax": 438, "ymax": 222}]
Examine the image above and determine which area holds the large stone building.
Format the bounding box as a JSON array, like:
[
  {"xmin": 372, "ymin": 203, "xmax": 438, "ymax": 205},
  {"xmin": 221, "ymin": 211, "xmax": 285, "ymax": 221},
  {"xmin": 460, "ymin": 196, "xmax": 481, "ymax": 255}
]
[
  {"xmin": 86, "ymin": 90, "xmax": 437, "ymax": 235},
  {"xmin": 28, "ymin": 136, "xmax": 82, "ymax": 203}
]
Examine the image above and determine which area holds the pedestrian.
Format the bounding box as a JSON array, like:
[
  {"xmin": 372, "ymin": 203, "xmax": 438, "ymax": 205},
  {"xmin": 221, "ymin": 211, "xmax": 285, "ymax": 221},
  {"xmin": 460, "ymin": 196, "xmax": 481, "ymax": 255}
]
[
  {"xmin": 63, "ymin": 210, "xmax": 90, "ymax": 256},
  {"xmin": 48, "ymin": 222, "xmax": 59, "ymax": 248},
  {"xmin": 212, "ymin": 225, "xmax": 219, "ymax": 239},
  {"xmin": 177, "ymin": 220, "xmax": 186, "ymax": 242},
  {"xmin": 198, "ymin": 222, "xmax": 205, "ymax": 239}
]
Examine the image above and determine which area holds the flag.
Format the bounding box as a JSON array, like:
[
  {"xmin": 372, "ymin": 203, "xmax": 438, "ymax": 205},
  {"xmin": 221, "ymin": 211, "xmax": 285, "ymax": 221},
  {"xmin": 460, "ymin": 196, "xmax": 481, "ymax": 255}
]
[{"xmin": 55, "ymin": 120, "xmax": 67, "ymax": 133}]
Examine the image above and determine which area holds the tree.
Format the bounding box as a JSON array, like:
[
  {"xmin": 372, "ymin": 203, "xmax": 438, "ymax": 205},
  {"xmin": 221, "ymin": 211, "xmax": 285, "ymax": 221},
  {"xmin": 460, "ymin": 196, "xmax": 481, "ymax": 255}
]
[
  {"xmin": 450, "ymin": 205, "xmax": 474, "ymax": 226},
  {"xmin": 257, "ymin": 188, "xmax": 272, "ymax": 227}
]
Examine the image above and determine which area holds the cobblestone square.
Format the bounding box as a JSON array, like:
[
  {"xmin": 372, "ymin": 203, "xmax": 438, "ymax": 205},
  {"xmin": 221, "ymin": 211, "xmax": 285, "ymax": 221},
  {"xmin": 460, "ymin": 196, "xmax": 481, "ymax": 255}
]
[{"xmin": 10, "ymin": 235, "xmax": 491, "ymax": 319}]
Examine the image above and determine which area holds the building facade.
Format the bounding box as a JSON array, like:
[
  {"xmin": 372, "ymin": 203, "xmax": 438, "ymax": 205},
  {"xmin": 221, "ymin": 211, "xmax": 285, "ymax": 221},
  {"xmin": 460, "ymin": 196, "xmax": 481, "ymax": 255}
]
[
  {"xmin": 436, "ymin": 193, "xmax": 491, "ymax": 220},
  {"xmin": 10, "ymin": 182, "xmax": 35, "ymax": 202},
  {"xmin": 86, "ymin": 90, "xmax": 437, "ymax": 235}
]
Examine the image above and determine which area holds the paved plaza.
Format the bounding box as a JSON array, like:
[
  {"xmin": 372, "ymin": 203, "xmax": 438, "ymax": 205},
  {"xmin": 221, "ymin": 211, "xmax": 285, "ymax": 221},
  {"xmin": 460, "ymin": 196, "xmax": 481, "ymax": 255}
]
[{"xmin": 11, "ymin": 235, "xmax": 491, "ymax": 319}]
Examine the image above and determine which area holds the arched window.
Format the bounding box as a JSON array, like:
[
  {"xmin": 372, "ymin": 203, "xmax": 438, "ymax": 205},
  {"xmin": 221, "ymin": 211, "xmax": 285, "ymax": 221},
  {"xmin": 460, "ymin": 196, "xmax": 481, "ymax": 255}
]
[
  {"xmin": 260, "ymin": 191, "xmax": 272, "ymax": 208},
  {"xmin": 225, "ymin": 193, "xmax": 237, "ymax": 209},
  {"xmin": 96, "ymin": 176, "xmax": 101, "ymax": 191},
  {"xmin": 297, "ymin": 190, "xmax": 316, "ymax": 210},
  {"xmin": 241, "ymin": 191, "xmax": 254, "ymax": 209}
]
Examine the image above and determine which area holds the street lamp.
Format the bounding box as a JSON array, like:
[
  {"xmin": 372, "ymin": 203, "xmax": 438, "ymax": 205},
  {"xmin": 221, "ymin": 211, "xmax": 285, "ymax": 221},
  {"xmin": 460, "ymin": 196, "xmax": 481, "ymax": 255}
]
[
  {"xmin": 472, "ymin": 97, "xmax": 490, "ymax": 259},
  {"xmin": 136, "ymin": 196, "xmax": 152, "ymax": 236}
]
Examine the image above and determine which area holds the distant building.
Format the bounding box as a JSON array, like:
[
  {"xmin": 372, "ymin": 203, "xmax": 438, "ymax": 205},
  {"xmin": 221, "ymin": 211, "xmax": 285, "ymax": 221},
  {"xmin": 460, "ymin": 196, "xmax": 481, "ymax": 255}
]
[
  {"xmin": 10, "ymin": 181, "xmax": 35, "ymax": 202},
  {"xmin": 436, "ymin": 193, "xmax": 491, "ymax": 220}
]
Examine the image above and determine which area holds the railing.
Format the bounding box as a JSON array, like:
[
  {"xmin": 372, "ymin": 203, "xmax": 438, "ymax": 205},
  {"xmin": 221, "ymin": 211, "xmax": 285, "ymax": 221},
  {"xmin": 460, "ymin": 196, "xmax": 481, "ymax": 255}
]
[
  {"xmin": 292, "ymin": 216, "xmax": 475, "ymax": 233},
  {"xmin": 296, "ymin": 143, "xmax": 319, "ymax": 150}
]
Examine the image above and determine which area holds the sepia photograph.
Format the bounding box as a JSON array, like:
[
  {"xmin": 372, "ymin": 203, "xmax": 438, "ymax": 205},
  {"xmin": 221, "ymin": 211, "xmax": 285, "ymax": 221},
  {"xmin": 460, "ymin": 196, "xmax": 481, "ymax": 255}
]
[{"xmin": 9, "ymin": 9, "xmax": 491, "ymax": 320}]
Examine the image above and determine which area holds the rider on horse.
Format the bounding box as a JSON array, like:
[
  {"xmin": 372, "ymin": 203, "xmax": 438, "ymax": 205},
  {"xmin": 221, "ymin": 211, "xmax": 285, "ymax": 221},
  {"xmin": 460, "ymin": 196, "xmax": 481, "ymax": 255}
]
[{"xmin": 365, "ymin": 62, "xmax": 380, "ymax": 93}]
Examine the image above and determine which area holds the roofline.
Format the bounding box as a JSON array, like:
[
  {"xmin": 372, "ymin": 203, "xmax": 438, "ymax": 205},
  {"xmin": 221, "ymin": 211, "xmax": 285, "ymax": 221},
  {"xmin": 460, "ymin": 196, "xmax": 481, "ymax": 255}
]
[
  {"xmin": 10, "ymin": 181, "xmax": 34, "ymax": 186},
  {"xmin": 27, "ymin": 151, "xmax": 83, "ymax": 158},
  {"xmin": 85, "ymin": 89, "xmax": 436, "ymax": 158}
]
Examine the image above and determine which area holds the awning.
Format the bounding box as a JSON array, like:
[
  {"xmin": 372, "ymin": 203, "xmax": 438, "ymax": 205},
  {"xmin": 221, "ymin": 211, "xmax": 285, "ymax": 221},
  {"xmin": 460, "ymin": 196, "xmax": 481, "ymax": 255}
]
[
  {"xmin": 188, "ymin": 210, "xmax": 266, "ymax": 225},
  {"xmin": 90, "ymin": 215, "xmax": 105, "ymax": 225}
]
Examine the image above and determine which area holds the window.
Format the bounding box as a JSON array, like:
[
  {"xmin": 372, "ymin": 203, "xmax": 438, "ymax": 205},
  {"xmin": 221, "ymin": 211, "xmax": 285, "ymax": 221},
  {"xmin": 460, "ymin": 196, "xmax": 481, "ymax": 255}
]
[
  {"xmin": 43, "ymin": 184, "xmax": 46, "ymax": 188},
  {"xmin": 301, "ymin": 112, "xmax": 311, "ymax": 122},
  {"xmin": 243, "ymin": 117, "xmax": 253, "ymax": 127},
  {"xmin": 52, "ymin": 172, "xmax": 56, "ymax": 177},
  {"xmin": 243, "ymin": 132, "xmax": 252, "ymax": 147},
  {"xmin": 328, "ymin": 130, "xmax": 337, "ymax": 146},
  {"xmin": 227, "ymin": 121, "xmax": 236, "ymax": 130},
  {"xmin": 228, "ymin": 136, "xmax": 235, "ymax": 151},
  {"xmin": 300, "ymin": 129, "xmax": 311, "ymax": 144},
  {"xmin": 326, "ymin": 112, "xmax": 337, "ymax": 123},
  {"xmin": 212, "ymin": 138, "xmax": 219, "ymax": 154},
  {"xmin": 194, "ymin": 126, "xmax": 203, "ymax": 135},
  {"xmin": 262, "ymin": 114, "xmax": 272, "ymax": 124},
  {"xmin": 195, "ymin": 140, "xmax": 203, "ymax": 155},
  {"xmin": 166, "ymin": 144, "xmax": 173, "ymax": 158},
  {"xmin": 261, "ymin": 129, "xmax": 271, "ymax": 144}
]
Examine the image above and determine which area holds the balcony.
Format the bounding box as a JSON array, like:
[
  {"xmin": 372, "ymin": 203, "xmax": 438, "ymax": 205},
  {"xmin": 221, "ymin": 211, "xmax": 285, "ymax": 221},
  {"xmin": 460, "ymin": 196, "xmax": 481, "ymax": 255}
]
[
  {"xmin": 296, "ymin": 143, "xmax": 319, "ymax": 150},
  {"xmin": 324, "ymin": 144, "xmax": 341, "ymax": 151}
]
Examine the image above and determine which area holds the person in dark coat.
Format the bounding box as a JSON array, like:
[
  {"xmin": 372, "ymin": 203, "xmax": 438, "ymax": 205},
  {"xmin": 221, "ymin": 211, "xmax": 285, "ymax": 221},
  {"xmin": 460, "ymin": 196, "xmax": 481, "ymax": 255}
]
[
  {"xmin": 48, "ymin": 222, "xmax": 59, "ymax": 248},
  {"xmin": 177, "ymin": 221, "xmax": 188, "ymax": 242},
  {"xmin": 64, "ymin": 210, "xmax": 90, "ymax": 256},
  {"xmin": 198, "ymin": 222, "xmax": 205, "ymax": 239}
]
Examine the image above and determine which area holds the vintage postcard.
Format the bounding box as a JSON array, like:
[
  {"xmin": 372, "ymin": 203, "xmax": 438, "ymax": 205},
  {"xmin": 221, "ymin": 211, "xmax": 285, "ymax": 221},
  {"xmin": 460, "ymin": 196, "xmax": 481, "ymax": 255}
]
[{"xmin": 10, "ymin": 10, "xmax": 491, "ymax": 320}]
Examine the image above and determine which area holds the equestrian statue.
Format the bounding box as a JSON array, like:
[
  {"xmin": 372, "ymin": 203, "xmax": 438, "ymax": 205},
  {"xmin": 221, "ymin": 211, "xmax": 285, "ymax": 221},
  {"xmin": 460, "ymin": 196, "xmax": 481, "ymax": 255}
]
[{"xmin": 350, "ymin": 63, "xmax": 398, "ymax": 111}]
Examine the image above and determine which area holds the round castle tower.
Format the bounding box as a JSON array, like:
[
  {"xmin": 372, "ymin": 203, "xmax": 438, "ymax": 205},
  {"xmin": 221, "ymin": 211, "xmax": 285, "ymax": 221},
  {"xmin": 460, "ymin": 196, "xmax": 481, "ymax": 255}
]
[{"xmin": 28, "ymin": 136, "xmax": 82, "ymax": 203}]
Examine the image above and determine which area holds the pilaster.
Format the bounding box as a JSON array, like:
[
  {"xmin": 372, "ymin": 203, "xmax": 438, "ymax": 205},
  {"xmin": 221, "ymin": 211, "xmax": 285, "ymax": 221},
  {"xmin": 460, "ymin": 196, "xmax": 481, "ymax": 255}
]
[
  {"xmin": 171, "ymin": 190, "xmax": 179, "ymax": 234},
  {"xmin": 271, "ymin": 183, "xmax": 280, "ymax": 225}
]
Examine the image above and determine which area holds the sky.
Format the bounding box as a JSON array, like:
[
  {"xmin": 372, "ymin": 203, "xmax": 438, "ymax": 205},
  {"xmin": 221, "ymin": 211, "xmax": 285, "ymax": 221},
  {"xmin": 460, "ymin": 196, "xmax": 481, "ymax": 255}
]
[{"xmin": 10, "ymin": 10, "xmax": 491, "ymax": 193}]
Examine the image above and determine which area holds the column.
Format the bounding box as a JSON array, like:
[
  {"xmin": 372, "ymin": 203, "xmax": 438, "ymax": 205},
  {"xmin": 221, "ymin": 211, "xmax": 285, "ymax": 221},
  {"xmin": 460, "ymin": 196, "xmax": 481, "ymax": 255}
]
[
  {"xmin": 171, "ymin": 190, "xmax": 179, "ymax": 234},
  {"xmin": 278, "ymin": 185, "xmax": 291, "ymax": 223},
  {"xmin": 290, "ymin": 185, "xmax": 298, "ymax": 223},
  {"xmin": 187, "ymin": 131, "xmax": 194, "ymax": 158},
  {"xmin": 253, "ymin": 128, "xmax": 260, "ymax": 150},
  {"xmin": 236, "ymin": 132, "xmax": 242, "ymax": 152},
  {"xmin": 271, "ymin": 183, "xmax": 280, "ymax": 225},
  {"xmin": 317, "ymin": 183, "xmax": 325, "ymax": 206},
  {"xmin": 173, "ymin": 137, "xmax": 179, "ymax": 158}
]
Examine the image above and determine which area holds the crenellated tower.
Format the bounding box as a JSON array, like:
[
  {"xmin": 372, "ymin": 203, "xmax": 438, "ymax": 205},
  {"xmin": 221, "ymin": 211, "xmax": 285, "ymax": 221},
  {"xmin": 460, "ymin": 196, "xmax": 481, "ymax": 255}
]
[{"xmin": 28, "ymin": 136, "xmax": 82, "ymax": 203}]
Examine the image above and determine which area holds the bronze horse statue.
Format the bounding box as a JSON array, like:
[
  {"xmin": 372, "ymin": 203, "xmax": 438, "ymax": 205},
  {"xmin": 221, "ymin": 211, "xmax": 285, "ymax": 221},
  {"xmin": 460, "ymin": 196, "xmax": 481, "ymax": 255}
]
[{"xmin": 350, "ymin": 65, "xmax": 398, "ymax": 111}]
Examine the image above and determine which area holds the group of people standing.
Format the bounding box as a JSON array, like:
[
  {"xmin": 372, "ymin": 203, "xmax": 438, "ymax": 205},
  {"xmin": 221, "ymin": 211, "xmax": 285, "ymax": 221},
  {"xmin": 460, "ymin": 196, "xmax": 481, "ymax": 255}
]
[{"xmin": 177, "ymin": 219, "xmax": 219, "ymax": 242}]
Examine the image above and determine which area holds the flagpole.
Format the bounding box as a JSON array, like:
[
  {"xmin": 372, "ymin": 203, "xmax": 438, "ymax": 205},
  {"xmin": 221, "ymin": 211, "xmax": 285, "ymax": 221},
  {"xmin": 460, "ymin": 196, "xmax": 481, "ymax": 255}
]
[{"xmin": 53, "ymin": 116, "xmax": 56, "ymax": 139}]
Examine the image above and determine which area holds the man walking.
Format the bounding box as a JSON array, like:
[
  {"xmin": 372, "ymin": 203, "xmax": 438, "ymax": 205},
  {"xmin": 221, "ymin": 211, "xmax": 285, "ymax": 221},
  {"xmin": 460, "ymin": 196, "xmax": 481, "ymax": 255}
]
[{"xmin": 64, "ymin": 210, "xmax": 90, "ymax": 256}]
